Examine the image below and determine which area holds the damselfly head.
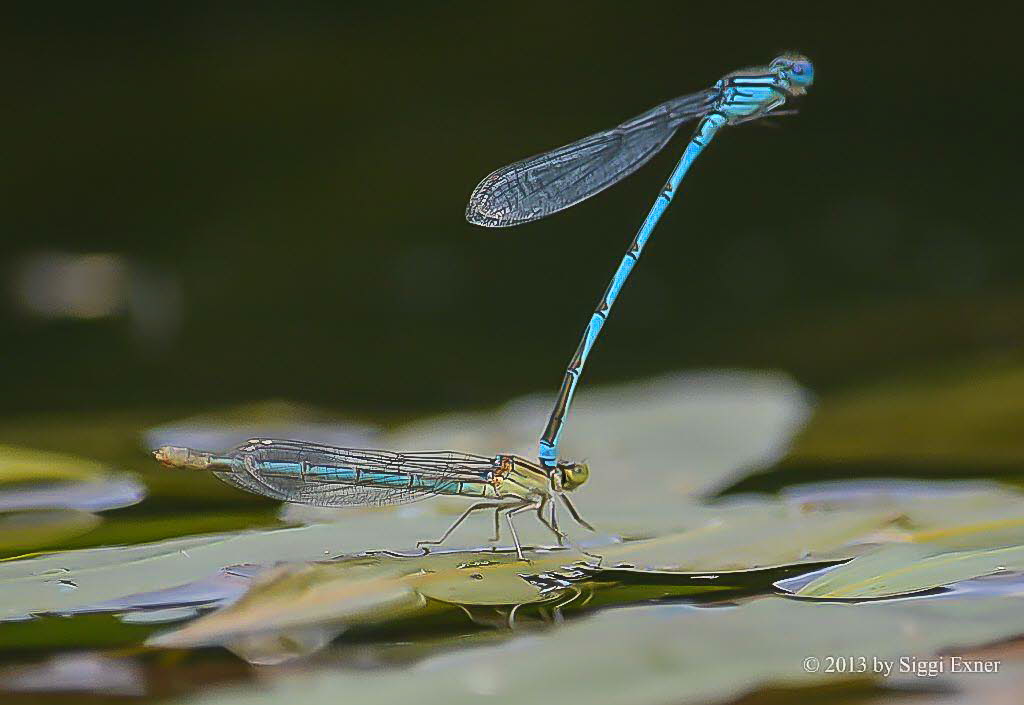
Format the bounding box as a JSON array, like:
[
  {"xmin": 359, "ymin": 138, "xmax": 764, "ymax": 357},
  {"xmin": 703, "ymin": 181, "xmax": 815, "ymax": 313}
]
[
  {"xmin": 557, "ymin": 461, "xmax": 589, "ymax": 491},
  {"xmin": 770, "ymin": 54, "xmax": 814, "ymax": 95}
]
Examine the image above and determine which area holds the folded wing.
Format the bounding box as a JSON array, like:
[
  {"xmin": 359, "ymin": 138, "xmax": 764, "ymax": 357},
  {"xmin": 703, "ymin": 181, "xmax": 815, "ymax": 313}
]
[
  {"xmin": 219, "ymin": 441, "xmax": 497, "ymax": 508},
  {"xmin": 466, "ymin": 88, "xmax": 718, "ymax": 227}
]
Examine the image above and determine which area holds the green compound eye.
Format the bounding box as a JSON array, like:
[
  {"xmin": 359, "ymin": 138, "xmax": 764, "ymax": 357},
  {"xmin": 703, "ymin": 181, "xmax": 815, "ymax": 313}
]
[{"xmin": 560, "ymin": 462, "xmax": 590, "ymax": 491}]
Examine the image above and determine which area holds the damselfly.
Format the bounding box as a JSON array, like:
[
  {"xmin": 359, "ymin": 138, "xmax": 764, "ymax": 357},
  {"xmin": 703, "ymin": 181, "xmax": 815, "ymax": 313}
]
[
  {"xmin": 153, "ymin": 439, "xmax": 593, "ymax": 559},
  {"xmin": 467, "ymin": 54, "xmax": 815, "ymax": 470}
]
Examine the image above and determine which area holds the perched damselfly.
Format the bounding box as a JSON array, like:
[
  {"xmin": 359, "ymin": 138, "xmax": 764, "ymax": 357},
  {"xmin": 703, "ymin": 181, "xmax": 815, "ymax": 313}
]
[
  {"xmin": 467, "ymin": 54, "xmax": 815, "ymax": 470},
  {"xmin": 153, "ymin": 439, "xmax": 592, "ymax": 559},
  {"xmin": 153, "ymin": 55, "xmax": 814, "ymax": 558}
]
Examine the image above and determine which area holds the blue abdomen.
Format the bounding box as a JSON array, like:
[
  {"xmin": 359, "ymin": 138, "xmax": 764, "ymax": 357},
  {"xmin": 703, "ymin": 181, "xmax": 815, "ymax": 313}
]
[{"xmin": 256, "ymin": 460, "xmax": 489, "ymax": 497}]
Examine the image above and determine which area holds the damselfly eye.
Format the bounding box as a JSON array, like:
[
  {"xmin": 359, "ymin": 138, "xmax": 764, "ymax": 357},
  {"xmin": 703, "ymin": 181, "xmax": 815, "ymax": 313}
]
[{"xmin": 793, "ymin": 64, "xmax": 804, "ymax": 74}]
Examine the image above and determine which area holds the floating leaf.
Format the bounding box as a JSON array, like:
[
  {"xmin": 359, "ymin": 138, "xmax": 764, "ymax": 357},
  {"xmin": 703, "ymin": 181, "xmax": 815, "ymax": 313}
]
[
  {"xmin": 793, "ymin": 543, "xmax": 1024, "ymax": 599},
  {"xmin": 148, "ymin": 560, "xmax": 427, "ymax": 649},
  {"xmin": 385, "ymin": 371, "xmax": 811, "ymax": 504},
  {"xmin": 161, "ymin": 595, "xmax": 1024, "ymax": 705},
  {"xmin": 0, "ymin": 474, "xmax": 145, "ymax": 513},
  {"xmin": 0, "ymin": 513, "xmax": 466, "ymax": 619},
  {"xmin": 592, "ymin": 504, "xmax": 897, "ymax": 572},
  {"xmin": 906, "ymin": 510, "xmax": 1024, "ymax": 550},
  {"xmin": 145, "ymin": 502, "xmax": 902, "ymax": 656},
  {"xmin": 0, "ymin": 445, "xmax": 111, "ymax": 485},
  {"xmin": 147, "ymin": 549, "xmax": 589, "ymax": 650}
]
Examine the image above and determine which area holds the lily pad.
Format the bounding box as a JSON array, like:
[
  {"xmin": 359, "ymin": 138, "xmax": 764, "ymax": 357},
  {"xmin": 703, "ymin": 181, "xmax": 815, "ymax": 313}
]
[
  {"xmin": 791, "ymin": 543, "xmax": 1024, "ymax": 599},
  {"xmin": 146, "ymin": 548, "xmax": 591, "ymax": 650},
  {"xmin": 591, "ymin": 503, "xmax": 897, "ymax": 572},
  {"xmin": 284, "ymin": 372, "xmax": 810, "ymax": 524},
  {"xmin": 0, "ymin": 475, "xmax": 145, "ymax": 513},
  {"xmin": 0, "ymin": 513, "xmax": 467, "ymax": 619},
  {"xmin": 142, "ymin": 501, "xmax": 903, "ymax": 656},
  {"xmin": 162, "ymin": 595, "xmax": 1024, "ymax": 705},
  {"xmin": 0, "ymin": 445, "xmax": 112, "ymax": 485}
]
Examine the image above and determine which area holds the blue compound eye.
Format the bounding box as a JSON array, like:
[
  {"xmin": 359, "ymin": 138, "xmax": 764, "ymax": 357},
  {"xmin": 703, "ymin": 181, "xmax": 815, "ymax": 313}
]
[{"xmin": 793, "ymin": 63, "xmax": 805, "ymax": 75}]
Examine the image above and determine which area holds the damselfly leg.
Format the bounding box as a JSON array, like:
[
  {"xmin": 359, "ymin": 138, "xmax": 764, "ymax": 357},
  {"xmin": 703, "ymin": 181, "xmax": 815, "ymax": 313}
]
[
  {"xmin": 559, "ymin": 493, "xmax": 596, "ymax": 532},
  {"xmin": 417, "ymin": 501, "xmax": 515, "ymax": 552}
]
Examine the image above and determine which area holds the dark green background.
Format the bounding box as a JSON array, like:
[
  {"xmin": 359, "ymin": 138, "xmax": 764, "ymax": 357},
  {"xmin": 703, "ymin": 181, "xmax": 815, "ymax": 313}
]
[{"xmin": 3, "ymin": 6, "xmax": 1019, "ymax": 417}]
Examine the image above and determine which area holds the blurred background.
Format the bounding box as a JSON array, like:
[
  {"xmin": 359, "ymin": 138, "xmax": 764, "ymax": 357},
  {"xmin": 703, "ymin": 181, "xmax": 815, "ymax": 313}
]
[
  {"xmin": 2, "ymin": 6, "xmax": 1017, "ymax": 419},
  {"xmin": 7, "ymin": 8, "xmax": 1024, "ymax": 703}
]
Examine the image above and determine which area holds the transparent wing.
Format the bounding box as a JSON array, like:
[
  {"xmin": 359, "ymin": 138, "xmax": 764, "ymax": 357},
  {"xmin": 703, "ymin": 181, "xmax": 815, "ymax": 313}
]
[
  {"xmin": 218, "ymin": 439, "xmax": 498, "ymax": 508},
  {"xmin": 466, "ymin": 88, "xmax": 718, "ymax": 227},
  {"xmin": 214, "ymin": 470, "xmax": 436, "ymax": 508}
]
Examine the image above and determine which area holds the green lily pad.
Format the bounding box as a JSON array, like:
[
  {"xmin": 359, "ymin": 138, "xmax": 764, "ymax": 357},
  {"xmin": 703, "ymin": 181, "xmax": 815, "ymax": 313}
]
[
  {"xmin": 148, "ymin": 561, "xmax": 427, "ymax": 649},
  {"xmin": 792, "ymin": 543, "xmax": 1024, "ymax": 599},
  {"xmin": 161, "ymin": 595, "xmax": 1024, "ymax": 705},
  {"xmin": 592, "ymin": 503, "xmax": 897, "ymax": 572},
  {"xmin": 0, "ymin": 512, "xmax": 468, "ymax": 619},
  {"xmin": 384, "ymin": 371, "xmax": 811, "ymax": 503},
  {"xmin": 143, "ymin": 501, "xmax": 903, "ymax": 656},
  {"xmin": 0, "ymin": 445, "xmax": 111, "ymax": 484},
  {"xmin": 146, "ymin": 548, "xmax": 591, "ymax": 650}
]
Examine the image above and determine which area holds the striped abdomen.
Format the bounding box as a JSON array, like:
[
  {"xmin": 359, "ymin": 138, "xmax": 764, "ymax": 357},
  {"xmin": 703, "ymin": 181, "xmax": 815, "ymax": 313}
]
[{"xmin": 253, "ymin": 459, "xmax": 497, "ymax": 498}]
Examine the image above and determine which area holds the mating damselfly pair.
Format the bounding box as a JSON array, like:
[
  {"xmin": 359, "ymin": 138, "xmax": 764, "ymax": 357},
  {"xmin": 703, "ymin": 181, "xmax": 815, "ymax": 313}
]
[{"xmin": 155, "ymin": 54, "xmax": 815, "ymax": 559}]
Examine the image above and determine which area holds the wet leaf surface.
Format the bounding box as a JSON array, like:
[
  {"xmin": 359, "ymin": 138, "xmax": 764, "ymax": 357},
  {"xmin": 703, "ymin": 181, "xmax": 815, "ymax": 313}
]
[
  {"xmin": 792, "ymin": 543, "xmax": 1024, "ymax": 599},
  {"xmin": 163, "ymin": 596, "xmax": 1024, "ymax": 705},
  {"xmin": 3, "ymin": 368, "xmax": 1024, "ymax": 703}
]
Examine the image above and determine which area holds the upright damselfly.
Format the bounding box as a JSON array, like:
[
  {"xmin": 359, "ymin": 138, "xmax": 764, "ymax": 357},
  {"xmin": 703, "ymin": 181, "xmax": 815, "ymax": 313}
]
[
  {"xmin": 467, "ymin": 54, "xmax": 815, "ymax": 471},
  {"xmin": 153, "ymin": 440, "xmax": 592, "ymax": 560},
  {"xmin": 152, "ymin": 55, "xmax": 814, "ymax": 559}
]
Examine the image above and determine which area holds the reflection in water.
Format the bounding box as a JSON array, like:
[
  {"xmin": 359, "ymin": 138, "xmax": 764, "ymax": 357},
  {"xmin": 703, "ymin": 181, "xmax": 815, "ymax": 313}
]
[{"xmin": 0, "ymin": 653, "xmax": 145, "ymax": 696}]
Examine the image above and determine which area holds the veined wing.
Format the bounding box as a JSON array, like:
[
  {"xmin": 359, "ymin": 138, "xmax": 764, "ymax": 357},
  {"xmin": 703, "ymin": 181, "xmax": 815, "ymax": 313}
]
[
  {"xmin": 466, "ymin": 88, "xmax": 719, "ymax": 228},
  {"xmin": 219, "ymin": 439, "xmax": 498, "ymax": 508}
]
